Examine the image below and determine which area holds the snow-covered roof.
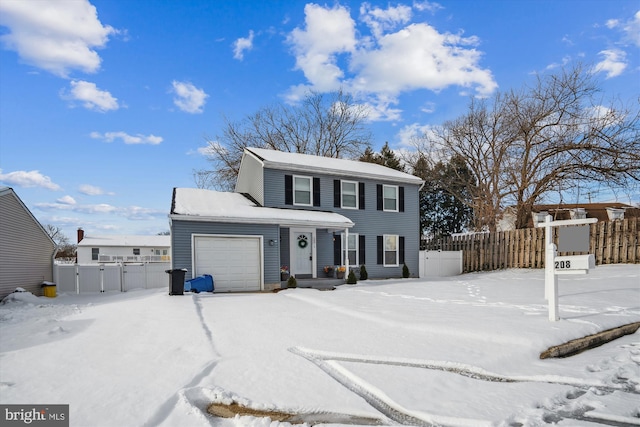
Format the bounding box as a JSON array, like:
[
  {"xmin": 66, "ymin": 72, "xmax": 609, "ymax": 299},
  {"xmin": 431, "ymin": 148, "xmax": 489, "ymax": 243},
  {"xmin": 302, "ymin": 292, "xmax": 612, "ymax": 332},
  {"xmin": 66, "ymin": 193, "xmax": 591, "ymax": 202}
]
[
  {"xmin": 170, "ymin": 188, "xmax": 354, "ymax": 229},
  {"xmin": 78, "ymin": 235, "xmax": 170, "ymax": 248},
  {"xmin": 245, "ymin": 147, "xmax": 424, "ymax": 185}
]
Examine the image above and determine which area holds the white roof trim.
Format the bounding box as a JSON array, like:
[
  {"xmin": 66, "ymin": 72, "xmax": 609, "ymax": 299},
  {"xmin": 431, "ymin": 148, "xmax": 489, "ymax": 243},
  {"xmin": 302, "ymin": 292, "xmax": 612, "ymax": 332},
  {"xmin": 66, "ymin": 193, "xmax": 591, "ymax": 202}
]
[
  {"xmin": 245, "ymin": 147, "xmax": 424, "ymax": 185},
  {"xmin": 171, "ymin": 188, "xmax": 354, "ymax": 229},
  {"xmin": 77, "ymin": 235, "xmax": 171, "ymax": 247}
]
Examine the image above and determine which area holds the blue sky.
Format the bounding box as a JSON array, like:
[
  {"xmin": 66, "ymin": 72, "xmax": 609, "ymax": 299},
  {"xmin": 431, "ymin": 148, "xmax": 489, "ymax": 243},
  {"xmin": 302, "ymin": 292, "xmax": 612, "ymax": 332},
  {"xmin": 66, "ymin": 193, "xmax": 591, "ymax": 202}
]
[{"xmin": 1, "ymin": 0, "xmax": 639, "ymax": 240}]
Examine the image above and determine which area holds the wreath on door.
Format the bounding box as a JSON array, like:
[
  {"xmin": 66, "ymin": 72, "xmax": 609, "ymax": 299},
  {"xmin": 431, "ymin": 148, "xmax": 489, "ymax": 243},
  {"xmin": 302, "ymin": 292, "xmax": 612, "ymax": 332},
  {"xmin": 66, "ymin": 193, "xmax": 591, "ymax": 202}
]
[{"xmin": 297, "ymin": 234, "xmax": 309, "ymax": 248}]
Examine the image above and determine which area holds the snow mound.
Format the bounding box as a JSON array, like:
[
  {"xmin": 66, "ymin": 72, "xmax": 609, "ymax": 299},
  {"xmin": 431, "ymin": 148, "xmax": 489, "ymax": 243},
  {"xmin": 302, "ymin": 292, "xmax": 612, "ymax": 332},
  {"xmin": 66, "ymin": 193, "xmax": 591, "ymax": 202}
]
[{"xmin": 1, "ymin": 289, "xmax": 43, "ymax": 306}]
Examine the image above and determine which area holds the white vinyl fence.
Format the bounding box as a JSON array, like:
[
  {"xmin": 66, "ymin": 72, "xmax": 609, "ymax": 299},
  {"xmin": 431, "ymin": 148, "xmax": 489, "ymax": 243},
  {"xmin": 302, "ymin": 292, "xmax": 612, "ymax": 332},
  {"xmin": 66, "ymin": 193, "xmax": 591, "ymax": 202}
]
[
  {"xmin": 419, "ymin": 251, "xmax": 463, "ymax": 277},
  {"xmin": 54, "ymin": 263, "xmax": 171, "ymax": 294}
]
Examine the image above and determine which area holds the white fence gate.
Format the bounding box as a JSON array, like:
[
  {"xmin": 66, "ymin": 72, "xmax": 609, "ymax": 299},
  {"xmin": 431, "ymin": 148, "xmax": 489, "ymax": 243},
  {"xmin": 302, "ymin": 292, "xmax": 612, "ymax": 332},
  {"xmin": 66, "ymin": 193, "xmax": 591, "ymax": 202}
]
[
  {"xmin": 54, "ymin": 263, "xmax": 171, "ymax": 294},
  {"xmin": 419, "ymin": 251, "xmax": 463, "ymax": 277}
]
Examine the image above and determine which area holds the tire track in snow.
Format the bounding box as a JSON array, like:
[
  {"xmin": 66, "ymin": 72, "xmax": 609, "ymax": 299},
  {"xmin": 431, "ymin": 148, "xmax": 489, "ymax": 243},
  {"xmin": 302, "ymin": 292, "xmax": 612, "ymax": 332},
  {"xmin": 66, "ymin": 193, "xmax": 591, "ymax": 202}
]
[
  {"xmin": 292, "ymin": 347, "xmax": 640, "ymax": 427},
  {"xmin": 292, "ymin": 347, "xmax": 638, "ymax": 394},
  {"xmin": 143, "ymin": 295, "xmax": 220, "ymax": 426},
  {"xmin": 191, "ymin": 293, "xmax": 220, "ymax": 357},
  {"xmin": 290, "ymin": 347, "xmax": 492, "ymax": 427}
]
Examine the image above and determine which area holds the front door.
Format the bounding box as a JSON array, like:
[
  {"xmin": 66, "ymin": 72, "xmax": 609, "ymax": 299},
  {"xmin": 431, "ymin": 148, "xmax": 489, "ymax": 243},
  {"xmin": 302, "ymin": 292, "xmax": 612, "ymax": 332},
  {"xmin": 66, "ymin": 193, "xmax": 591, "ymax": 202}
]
[{"xmin": 292, "ymin": 229, "xmax": 314, "ymax": 278}]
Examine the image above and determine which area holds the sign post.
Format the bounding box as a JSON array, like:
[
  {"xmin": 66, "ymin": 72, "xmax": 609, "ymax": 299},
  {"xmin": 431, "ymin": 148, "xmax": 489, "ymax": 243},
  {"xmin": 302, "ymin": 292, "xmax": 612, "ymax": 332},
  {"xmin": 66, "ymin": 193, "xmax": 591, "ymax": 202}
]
[{"xmin": 536, "ymin": 215, "xmax": 597, "ymax": 322}]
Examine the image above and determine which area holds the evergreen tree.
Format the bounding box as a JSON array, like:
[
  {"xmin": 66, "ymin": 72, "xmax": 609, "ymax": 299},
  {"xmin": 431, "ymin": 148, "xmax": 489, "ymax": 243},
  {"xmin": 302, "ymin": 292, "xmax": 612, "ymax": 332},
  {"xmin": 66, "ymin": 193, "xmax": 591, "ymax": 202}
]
[
  {"xmin": 415, "ymin": 155, "xmax": 475, "ymax": 239},
  {"xmin": 359, "ymin": 142, "xmax": 403, "ymax": 171}
]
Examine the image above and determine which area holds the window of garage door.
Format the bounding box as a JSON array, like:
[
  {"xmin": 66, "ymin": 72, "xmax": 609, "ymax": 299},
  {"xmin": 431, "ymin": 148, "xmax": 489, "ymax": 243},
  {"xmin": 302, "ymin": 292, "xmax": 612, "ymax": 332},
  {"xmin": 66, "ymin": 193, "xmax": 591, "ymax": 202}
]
[{"xmin": 193, "ymin": 235, "xmax": 263, "ymax": 292}]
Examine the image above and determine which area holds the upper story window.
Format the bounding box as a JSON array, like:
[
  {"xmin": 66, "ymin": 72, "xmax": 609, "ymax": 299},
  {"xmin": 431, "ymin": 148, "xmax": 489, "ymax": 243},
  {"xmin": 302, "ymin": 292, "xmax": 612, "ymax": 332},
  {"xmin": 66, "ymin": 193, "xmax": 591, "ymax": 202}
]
[
  {"xmin": 377, "ymin": 184, "xmax": 404, "ymax": 212},
  {"xmin": 91, "ymin": 248, "xmax": 99, "ymax": 261},
  {"xmin": 285, "ymin": 175, "xmax": 320, "ymax": 207},
  {"xmin": 133, "ymin": 248, "xmax": 140, "ymax": 255},
  {"xmin": 383, "ymin": 185, "xmax": 398, "ymax": 212},
  {"xmin": 294, "ymin": 176, "xmax": 312, "ymax": 206},
  {"xmin": 341, "ymin": 180, "xmax": 358, "ymax": 209}
]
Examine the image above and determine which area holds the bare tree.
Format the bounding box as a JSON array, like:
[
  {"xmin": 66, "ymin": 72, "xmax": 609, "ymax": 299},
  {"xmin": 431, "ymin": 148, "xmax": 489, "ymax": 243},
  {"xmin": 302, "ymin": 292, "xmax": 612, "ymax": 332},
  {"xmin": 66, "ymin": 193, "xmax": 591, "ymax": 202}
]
[
  {"xmin": 198, "ymin": 89, "xmax": 372, "ymax": 190},
  {"xmin": 416, "ymin": 64, "xmax": 640, "ymax": 231},
  {"xmin": 45, "ymin": 224, "xmax": 76, "ymax": 258}
]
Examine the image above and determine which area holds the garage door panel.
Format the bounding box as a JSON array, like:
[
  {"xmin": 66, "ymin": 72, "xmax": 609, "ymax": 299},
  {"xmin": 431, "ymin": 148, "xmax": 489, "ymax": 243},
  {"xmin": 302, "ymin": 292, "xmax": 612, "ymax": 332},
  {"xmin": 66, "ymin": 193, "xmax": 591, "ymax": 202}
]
[{"xmin": 194, "ymin": 236, "xmax": 261, "ymax": 292}]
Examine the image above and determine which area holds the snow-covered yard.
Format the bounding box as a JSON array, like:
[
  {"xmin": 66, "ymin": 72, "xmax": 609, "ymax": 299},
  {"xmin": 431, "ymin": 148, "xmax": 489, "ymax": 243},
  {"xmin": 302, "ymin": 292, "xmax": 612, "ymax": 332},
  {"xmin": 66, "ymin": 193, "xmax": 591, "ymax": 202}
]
[{"xmin": 1, "ymin": 265, "xmax": 639, "ymax": 426}]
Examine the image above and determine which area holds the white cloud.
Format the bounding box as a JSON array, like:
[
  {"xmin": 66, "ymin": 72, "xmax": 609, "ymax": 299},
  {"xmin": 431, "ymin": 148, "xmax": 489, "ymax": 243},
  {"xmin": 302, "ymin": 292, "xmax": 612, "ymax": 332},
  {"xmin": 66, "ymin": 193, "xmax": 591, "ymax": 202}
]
[
  {"xmin": 287, "ymin": 3, "xmax": 357, "ymax": 93},
  {"xmin": 0, "ymin": 169, "xmax": 61, "ymax": 190},
  {"xmin": 360, "ymin": 3, "xmax": 412, "ymax": 39},
  {"xmin": 622, "ymin": 10, "xmax": 640, "ymax": 47},
  {"xmin": 34, "ymin": 201, "xmax": 164, "ymax": 220},
  {"xmin": 413, "ymin": 1, "xmax": 444, "ymax": 13},
  {"xmin": 78, "ymin": 184, "xmax": 114, "ymax": 196},
  {"xmin": 396, "ymin": 123, "xmax": 435, "ymax": 147},
  {"xmin": 233, "ymin": 30, "xmax": 254, "ymax": 60},
  {"xmin": 605, "ymin": 19, "xmax": 619, "ymax": 29},
  {"xmin": 63, "ymin": 80, "xmax": 119, "ymax": 112},
  {"xmin": 56, "ymin": 195, "xmax": 76, "ymax": 205},
  {"xmin": 0, "ymin": 0, "xmax": 116, "ymax": 77},
  {"xmin": 171, "ymin": 81, "xmax": 208, "ymax": 113},
  {"xmin": 90, "ymin": 131, "xmax": 163, "ymax": 145},
  {"xmin": 592, "ymin": 49, "xmax": 627, "ymax": 78},
  {"xmin": 285, "ymin": 3, "xmax": 497, "ymax": 119}
]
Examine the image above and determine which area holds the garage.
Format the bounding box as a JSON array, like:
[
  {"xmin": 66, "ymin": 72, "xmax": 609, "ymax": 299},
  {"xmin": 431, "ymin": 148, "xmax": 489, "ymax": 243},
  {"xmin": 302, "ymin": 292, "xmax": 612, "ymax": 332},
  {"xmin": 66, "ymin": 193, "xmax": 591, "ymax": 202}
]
[{"xmin": 193, "ymin": 235, "xmax": 262, "ymax": 292}]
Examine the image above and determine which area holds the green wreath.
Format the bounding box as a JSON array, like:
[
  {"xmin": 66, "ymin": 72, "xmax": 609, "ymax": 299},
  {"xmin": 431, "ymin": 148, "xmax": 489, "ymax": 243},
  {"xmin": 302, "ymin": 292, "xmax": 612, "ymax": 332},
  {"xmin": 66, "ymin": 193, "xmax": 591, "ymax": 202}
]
[{"xmin": 298, "ymin": 239, "xmax": 308, "ymax": 248}]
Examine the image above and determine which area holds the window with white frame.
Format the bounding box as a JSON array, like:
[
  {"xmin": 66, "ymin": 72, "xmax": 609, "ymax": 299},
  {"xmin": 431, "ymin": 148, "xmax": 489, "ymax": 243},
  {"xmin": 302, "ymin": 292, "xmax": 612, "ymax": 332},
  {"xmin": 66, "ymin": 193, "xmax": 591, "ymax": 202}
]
[
  {"xmin": 294, "ymin": 176, "xmax": 312, "ymax": 206},
  {"xmin": 341, "ymin": 233, "xmax": 359, "ymax": 265},
  {"xmin": 341, "ymin": 180, "xmax": 358, "ymax": 209},
  {"xmin": 383, "ymin": 185, "xmax": 398, "ymax": 211},
  {"xmin": 91, "ymin": 248, "xmax": 99, "ymax": 261},
  {"xmin": 384, "ymin": 235, "xmax": 398, "ymax": 266}
]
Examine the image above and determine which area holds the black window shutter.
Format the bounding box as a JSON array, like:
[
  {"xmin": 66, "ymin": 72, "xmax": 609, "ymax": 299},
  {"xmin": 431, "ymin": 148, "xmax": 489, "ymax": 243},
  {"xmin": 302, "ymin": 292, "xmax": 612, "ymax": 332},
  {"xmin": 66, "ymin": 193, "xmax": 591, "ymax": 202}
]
[
  {"xmin": 376, "ymin": 236, "xmax": 383, "ymax": 264},
  {"xmin": 285, "ymin": 175, "xmax": 293, "ymax": 205},
  {"xmin": 333, "ymin": 235, "xmax": 342, "ymax": 265},
  {"xmin": 333, "ymin": 180, "xmax": 341, "ymax": 208},
  {"xmin": 399, "ymin": 236, "xmax": 405, "ymax": 264},
  {"xmin": 399, "ymin": 186, "xmax": 405, "ymax": 212},
  {"xmin": 359, "ymin": 182, "xmax": 365, "ymax": 210},
  {"xmin": 359, "ymin": 235, "xmax": 366, "ymax": 265},
  {"xmin": 376, "ymin": 184, "xmax": 383, "ymax": 210},
  {"xmin": 313, "ymin": 177, "xmax": 321, "ymax": 207}
]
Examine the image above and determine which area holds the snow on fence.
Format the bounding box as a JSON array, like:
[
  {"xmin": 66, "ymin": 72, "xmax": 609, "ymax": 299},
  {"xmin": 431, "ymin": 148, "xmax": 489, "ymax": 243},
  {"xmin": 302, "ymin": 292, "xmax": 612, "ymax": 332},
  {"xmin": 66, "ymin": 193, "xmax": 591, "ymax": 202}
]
[
  {"xmin": 419, "ymin": 251, "xmax": 463, "ymax": 277},
  {"xmin": 421, "ymin": 218, "xmax": 640, "ymax": 273},
  {"xmin": 54, "ymin": 263, "xmax": 170, "ymax": 294}
]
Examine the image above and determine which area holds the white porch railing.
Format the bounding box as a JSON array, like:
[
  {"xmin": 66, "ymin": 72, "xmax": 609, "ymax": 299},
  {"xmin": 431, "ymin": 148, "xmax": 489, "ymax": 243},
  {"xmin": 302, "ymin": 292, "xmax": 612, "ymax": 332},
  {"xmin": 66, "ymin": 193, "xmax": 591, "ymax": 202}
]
[{"xmin": 98, "ymin": 255, "xmax": 170, "ymax": 263}]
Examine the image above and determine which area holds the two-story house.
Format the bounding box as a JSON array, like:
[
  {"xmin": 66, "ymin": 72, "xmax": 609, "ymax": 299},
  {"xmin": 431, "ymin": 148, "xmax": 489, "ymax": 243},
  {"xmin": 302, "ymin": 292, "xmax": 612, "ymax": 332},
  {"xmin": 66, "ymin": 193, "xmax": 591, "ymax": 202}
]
[{"xmin": 169, "ymin": 147, "xmax": 424, "ymax": 292}]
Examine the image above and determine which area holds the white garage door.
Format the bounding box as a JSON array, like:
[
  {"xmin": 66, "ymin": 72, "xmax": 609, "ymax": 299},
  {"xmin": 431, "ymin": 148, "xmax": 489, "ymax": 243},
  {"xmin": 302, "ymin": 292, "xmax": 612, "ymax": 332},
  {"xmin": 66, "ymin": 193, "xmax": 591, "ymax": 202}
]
[{"xmin": 194, "ymin": 235, "xmax": 262, "ymax": 292}]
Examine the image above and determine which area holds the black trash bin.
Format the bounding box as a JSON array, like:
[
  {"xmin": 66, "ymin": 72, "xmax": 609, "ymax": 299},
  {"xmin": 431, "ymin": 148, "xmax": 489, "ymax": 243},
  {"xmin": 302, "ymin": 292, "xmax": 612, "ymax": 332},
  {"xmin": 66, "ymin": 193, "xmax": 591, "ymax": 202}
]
[{"xmin": 166, "ymin": 268, "xmax": 187, "ymax": 295}]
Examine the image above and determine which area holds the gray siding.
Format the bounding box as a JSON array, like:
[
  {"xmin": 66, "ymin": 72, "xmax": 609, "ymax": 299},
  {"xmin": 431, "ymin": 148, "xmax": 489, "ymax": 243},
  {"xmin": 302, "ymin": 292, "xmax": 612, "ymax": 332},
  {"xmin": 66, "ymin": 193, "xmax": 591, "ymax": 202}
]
[
  {"xmin": 0, "ymin": 190, "xmax": 56, "ymax": 298},
  {"xmin": 170, "ymin": 219, "xmax": 280, "ymax": 286},
  {"xmin": 263, "ymin": 168, "xmax": 421, "ymax": 279}
]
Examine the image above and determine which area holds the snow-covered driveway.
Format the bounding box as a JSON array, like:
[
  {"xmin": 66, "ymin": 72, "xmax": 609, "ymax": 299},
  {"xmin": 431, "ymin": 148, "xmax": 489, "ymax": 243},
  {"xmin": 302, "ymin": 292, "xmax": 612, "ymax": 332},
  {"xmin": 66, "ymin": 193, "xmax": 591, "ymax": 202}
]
[{"xmin": 1, "ymin": 265, "xmax": 639, "ymax": 426}]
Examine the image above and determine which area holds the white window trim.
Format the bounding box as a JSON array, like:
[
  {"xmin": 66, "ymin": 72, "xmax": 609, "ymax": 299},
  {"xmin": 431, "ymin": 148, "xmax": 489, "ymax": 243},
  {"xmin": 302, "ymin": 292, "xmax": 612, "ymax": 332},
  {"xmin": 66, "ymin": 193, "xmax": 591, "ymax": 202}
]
[
  {"xmin": 341, "ymin": 232, "xmax": 359, "ymax": 266},
  {"xmin": 383, "ymin": 234, "xmax": 399, "ymax": 267},
  {"xmin": 341, "ymin": 180, "xmax": 358, "ymax": 210},
  {"xmin": 293, "ymin": 175, "xmax": 313, "ymax": 207},
  {"xmin": 383, "ymin": 185, "xmax": 399, "ymax": 212}
]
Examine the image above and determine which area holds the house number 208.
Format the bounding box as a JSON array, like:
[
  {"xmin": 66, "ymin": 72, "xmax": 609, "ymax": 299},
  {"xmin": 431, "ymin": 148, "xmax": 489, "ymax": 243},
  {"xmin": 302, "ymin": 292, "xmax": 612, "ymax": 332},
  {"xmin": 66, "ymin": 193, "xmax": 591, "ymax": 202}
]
[{"xmin": 555, "ymin": 260, "xmax": 571, "ymax": 269}]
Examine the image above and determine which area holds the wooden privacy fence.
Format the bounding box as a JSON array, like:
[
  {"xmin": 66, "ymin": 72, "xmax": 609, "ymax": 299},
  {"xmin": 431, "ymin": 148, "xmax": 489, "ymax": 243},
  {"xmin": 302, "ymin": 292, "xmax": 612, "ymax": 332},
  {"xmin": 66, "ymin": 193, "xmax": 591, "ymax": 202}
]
[{"xmin": 421, "ymin": 218, "xmax": 640, "ymax": 273}]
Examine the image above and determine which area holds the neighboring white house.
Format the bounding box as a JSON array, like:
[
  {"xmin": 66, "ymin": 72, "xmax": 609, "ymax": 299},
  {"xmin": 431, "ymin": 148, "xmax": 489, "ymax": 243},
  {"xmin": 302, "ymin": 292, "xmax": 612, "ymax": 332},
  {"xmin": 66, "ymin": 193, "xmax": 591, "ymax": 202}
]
[{"xmin": 76, "ymin": 230, "xmax": 170, "ymax": 264}]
